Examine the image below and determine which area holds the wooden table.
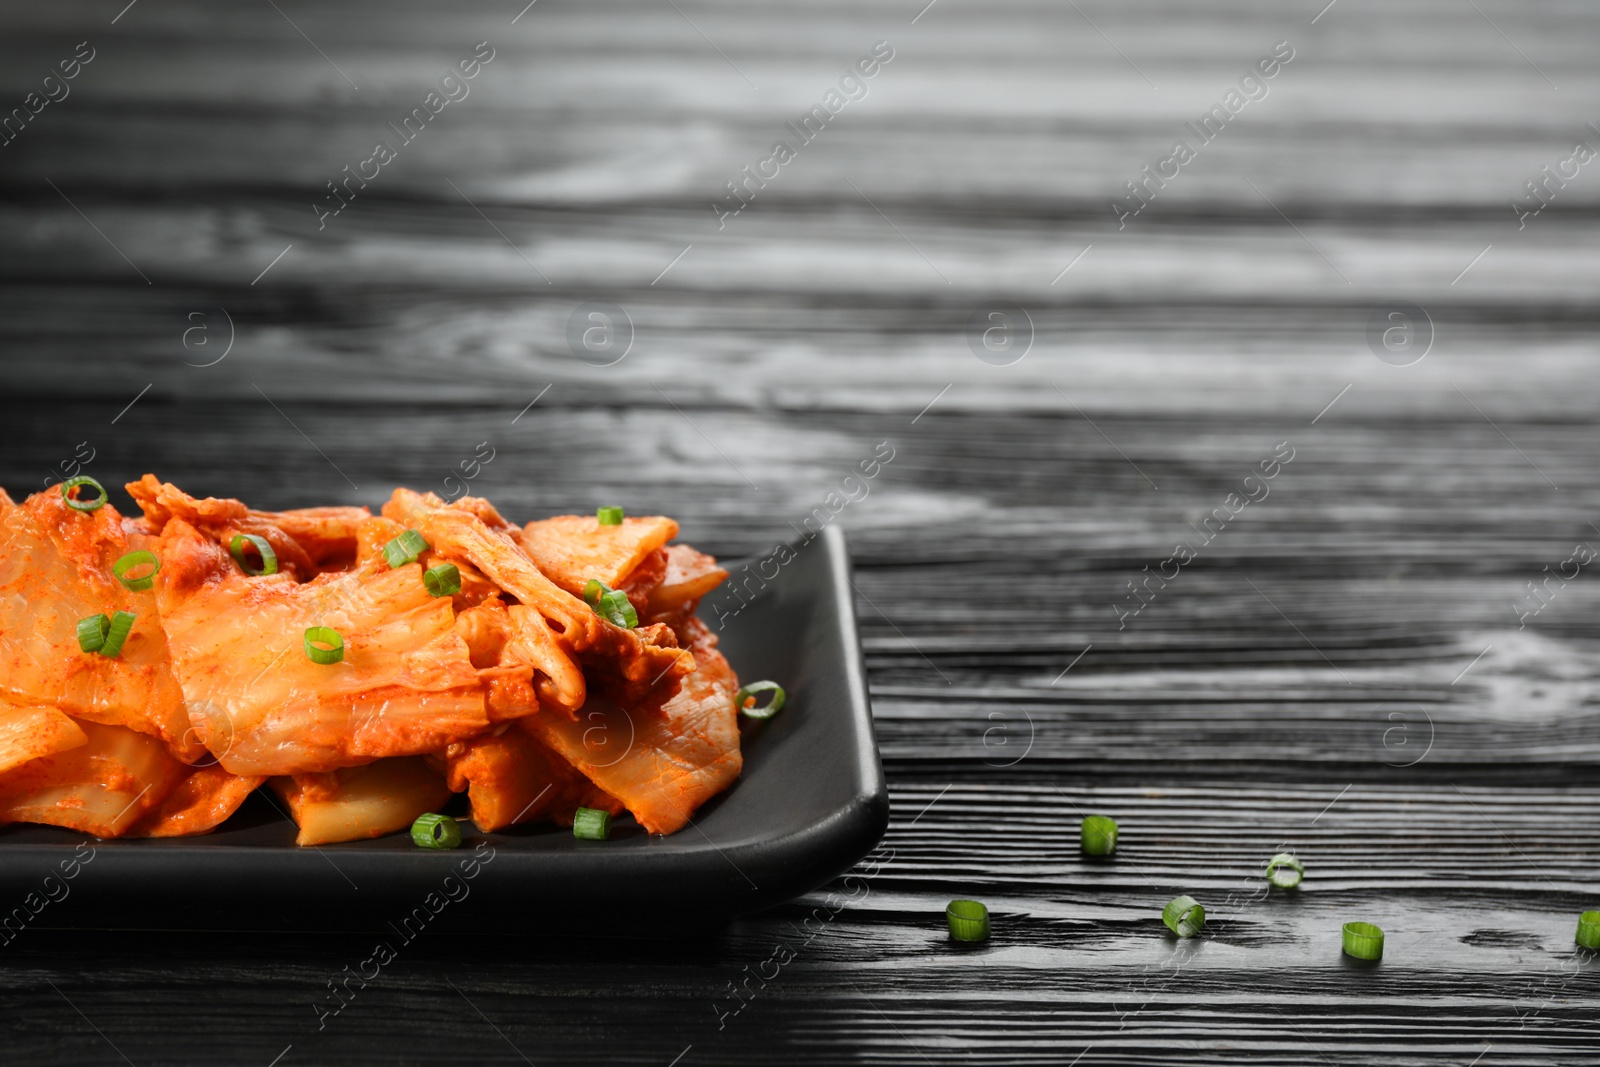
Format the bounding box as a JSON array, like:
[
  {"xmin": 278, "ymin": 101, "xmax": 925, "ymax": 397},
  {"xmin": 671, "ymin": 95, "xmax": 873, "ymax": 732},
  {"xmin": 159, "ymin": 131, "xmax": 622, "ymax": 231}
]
[{"xmin": 2, "ymin": 1, "xmax": 1597, "ymax": 1062}]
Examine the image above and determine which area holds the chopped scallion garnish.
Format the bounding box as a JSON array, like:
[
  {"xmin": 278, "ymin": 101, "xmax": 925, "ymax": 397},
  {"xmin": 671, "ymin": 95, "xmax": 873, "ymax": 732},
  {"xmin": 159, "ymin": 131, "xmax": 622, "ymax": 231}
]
[
  {"xmin": 946, "ymin": 899, "xmax": 989, "ymax": 942},
  {"xmin": 573, "ymin": 807, "xmax": 612, "ymax": 840},
  {"xmin": 112, "ymin": 550, "xmax": 160, "ymax": 592},
  {"xmin": 735, "ymin": 680, "xmax": 786, "ymax": 720},
  {"xmin": 77, "ymin": 614, "xmax": 110, "ymax": 653},
  {"xmin": 98, "ymin": 611, "xmax": 136, "ymax": 658},
  {"xmin": 423, "ymin": 563, "xmax": 461, "ymax": 598},
  {"xmin": 1163, "ymin": 895, "xmax": 1205, "ymax": 938},
  {"xmin": 411, "ymin": 813, "xmax": 461, "ymax": 850},
  {"xmin": 61, "ymin": 476, "xmax": 107, "ymax": 512},
  {"xmin": 229, "ymin": 533, "xmax": 278, "ymax": 576},
  {"xmin": 303, "ymin": 626, "xmax": 344, "ymax": 665},
  {"xmin": 1575, "ymin": 911, "xmax": 1599, "ymax": 951},
  {"xmin": 1342, "ymin": 921, "xmax": 1384, "ymax": 960},
  {"xmin": 596, "ymin": 506, "xmax": 624, "ymax": 526},
  {"xmin": 1080, "ymin": 815, "xmax": 1118, "ymax": 856},
  {"xmin": 583, "ymin": 578, "xmax": 638, "ymax": 628},
  {"xmin": 384, "ymin": 528, "xmax": 429, "ymax": 568},
  {"xmin": 1265, "ymin": 852, "xmax": 1304, "ymax": 889}
]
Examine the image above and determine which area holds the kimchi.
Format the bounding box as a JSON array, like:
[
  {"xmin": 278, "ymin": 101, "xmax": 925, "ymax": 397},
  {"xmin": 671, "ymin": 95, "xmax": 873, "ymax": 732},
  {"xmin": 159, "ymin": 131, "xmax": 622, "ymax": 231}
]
[{"xmin": 0, "ymin": 477, "xmax": 754, "ymax": 845}]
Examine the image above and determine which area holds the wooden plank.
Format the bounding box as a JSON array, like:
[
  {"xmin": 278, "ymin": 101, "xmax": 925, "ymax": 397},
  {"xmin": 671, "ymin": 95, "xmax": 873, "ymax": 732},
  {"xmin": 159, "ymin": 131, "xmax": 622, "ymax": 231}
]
[{"xmin": 1, "ymin": 283, "xmax": 1599, "ymax": 423}]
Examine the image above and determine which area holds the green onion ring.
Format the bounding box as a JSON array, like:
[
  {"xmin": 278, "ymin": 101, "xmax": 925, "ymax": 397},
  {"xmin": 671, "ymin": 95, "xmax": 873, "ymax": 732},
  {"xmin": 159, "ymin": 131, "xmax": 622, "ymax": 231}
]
[
  {"xmin": 602, "ymin": 589, "xmax": 638, "ymax": 628},
  {"xmin": 1080, "ymin": 815, "xmax": 1118, "ymax": 856},
  {"xmin": 1163, "ymin": 895, "xmax": 1205, "ymax": 938},
  {"xmin": 583, "ymin": 578, "xmax": 638, "ymax": 629},
  {"xmin": 303, "ymin": 626, "xmax": 344, "ymax": 665},
  {"xmin": 98, "ymin": 611, "xmax": 136, "ymax": 658},
  {"xmin": 76, "ymin": 614, "xmax": 110, "ymax": 653},
  {"xmin": 383, "ymin": 528, "xmax": 430, "ymax": 568},
  {"xmin": 1265, "ymin": 852, "xmax": 1304, "ymax": 889},
  {"xmin": 596, "ymin": 506, "xmax": 625, "ymax": 526},
  {"xmin": 423, "ymin": 563, "xmax": 461, "ymax": 598},
  {"xmin": 1577, "ymin": 911, "xmax": 1600, "ymax": 951},
  {"xmin": 60, "ymin": 476, "xmax": 107, "ymax": 512},
  {"xmin": 410, "ymin": 813, "xmax": 461, "ymax": 850},
  {"xmin": 1342, "ymin": 921, "xmax": 1384, "ymax": 960},
  {"xmin": 572, "ymin": 806, "xmax": 612, "ymax": 840},
  {"xmin": 229, "ymin": 533, "xmax": 278, "ymax": 576},
  {"xmin": 735, "ymin": 680, "xmax": 786, "ymax": 720},
  {"xmin": 946, "ymin": 899, "xmax": 990, "ymax": 942},
  {"xmin": 112, "ymin": 550, "xmax": 160, "ymax": 592}
]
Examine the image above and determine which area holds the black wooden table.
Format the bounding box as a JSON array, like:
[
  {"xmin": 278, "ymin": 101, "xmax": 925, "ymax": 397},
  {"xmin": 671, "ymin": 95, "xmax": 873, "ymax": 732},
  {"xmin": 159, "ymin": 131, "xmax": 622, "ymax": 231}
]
[{"xmin": 3, "ymin": 1, "xmax": 1598, "ymax": 1063}]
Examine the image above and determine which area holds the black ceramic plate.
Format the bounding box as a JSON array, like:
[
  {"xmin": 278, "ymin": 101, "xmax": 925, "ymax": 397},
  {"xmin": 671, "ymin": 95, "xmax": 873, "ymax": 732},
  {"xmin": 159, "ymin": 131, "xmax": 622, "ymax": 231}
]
[{"xmin": 0, "ymin": 525, "xmax": 888, "ymax": 933}]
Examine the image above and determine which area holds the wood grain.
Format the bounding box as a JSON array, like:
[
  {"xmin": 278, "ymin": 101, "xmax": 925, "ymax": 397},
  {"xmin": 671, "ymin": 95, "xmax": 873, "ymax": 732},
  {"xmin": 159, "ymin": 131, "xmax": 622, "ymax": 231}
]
[{"xmin": 1, "ymin": 0, "xmax": 1598, "ymax": 1063}]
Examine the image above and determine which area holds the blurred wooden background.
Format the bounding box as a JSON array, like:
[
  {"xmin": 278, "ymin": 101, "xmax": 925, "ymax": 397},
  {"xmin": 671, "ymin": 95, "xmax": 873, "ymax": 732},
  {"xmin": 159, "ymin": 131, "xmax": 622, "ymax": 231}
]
[{"xmin": 1, "ymin": 0, "xmax": 1598, "ymax": 1063}]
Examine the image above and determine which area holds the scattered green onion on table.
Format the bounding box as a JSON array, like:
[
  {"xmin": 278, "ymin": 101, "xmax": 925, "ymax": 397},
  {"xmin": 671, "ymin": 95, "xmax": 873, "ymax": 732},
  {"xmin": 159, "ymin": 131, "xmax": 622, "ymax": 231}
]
[
  {"xmin": 1264, "ymin": 852, "xmax": 1304, "ymax": 889},
  {"xmin": 946, "ymin": 899, "xmax": 989, "ymax": 942},
  {"xmin": 1080, "ymin": 815, "xmax": 1118, "ymax": 856},
  {"xmin": 1576, "ymin": 911, "xmax": 1600, "ymax": 951},
  {"xmin": 1163, "ymin": 895, "xmax": 1205, "ymax": 938},
  {"xmin": 1342, "ymin": 921, "xmax": 1384, "ymax": 960}
]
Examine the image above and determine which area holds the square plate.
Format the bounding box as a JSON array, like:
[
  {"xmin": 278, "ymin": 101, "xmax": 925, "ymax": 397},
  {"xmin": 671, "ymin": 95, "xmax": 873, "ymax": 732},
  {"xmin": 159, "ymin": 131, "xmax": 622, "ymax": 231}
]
[{"xmin": 0, "ymin": 525, "xmax": 889, "ymax": 933}]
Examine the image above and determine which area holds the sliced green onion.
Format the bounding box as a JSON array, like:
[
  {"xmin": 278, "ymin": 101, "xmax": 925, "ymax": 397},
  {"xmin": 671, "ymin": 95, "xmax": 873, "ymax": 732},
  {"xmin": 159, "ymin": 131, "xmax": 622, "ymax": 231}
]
[
  {"xmin": 1080, "ymin": 815, "xmax": 1118, "ymax": 856},
  {"xmin": 411, "ymin": 813, "xmax": 461, "ymax": 850},
  {"xmin": 946, "ymin": 899, "xmax": 990, "ymax": 942},
  {"xmin": 1342, "ymin": 921, "xmax": 1384, "ymax": 960},
  {"xmin": 304, "ymin": 626, "xmax": 344, "ymax": 665},
  {"xmin": 112, "ymin": 550, "xmax": 160, "ymax": 592},
  {"xmin": 1265, "ymin": 852, "xmax": 1305, "ymax": 889},
  {"xmin": 98, "ymin": 611, "xmax": 136, "ymax": 658},
  {"xmin": 76, "ymin": 614, "xmax": 110, "ymax": 653},
  {"xmin": 384, "ymin": 528, "xmax": 430, "ymax": 568},
  {"xmin": 583, "ymin": 578, "xmax": 638, "ymax": 629},
  {"xmin": 735, "ymin": 680, "xmax": 786, "ymax": 720},
  {"xmin": 1163, "ymin": 895, "xmax": 1205, "ymax": 938},
  {"xmin": 573, "ymin": 806, "xmax": 612, "ymax": 840},
  {"xmin": 601, "ymin": 589, "xmax": 637, "ymax": 628},
  {"xmin": 229, "ymin": 533, "xmax": 278, "ymax": 576},
  {"xmin": 1577, "ymin": 911, "xmax": 1600, "ymax": 951},
  {"xmin": 61, "ymin": 476, "xmax": 107, "ymax": 512},
  {"xmin": 423, "ymin": 563, "xmax": 461, "ymax": 598},
  {"xmin": 596, "ymin": 506, "xmax": 625, "ymax": 526}
]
